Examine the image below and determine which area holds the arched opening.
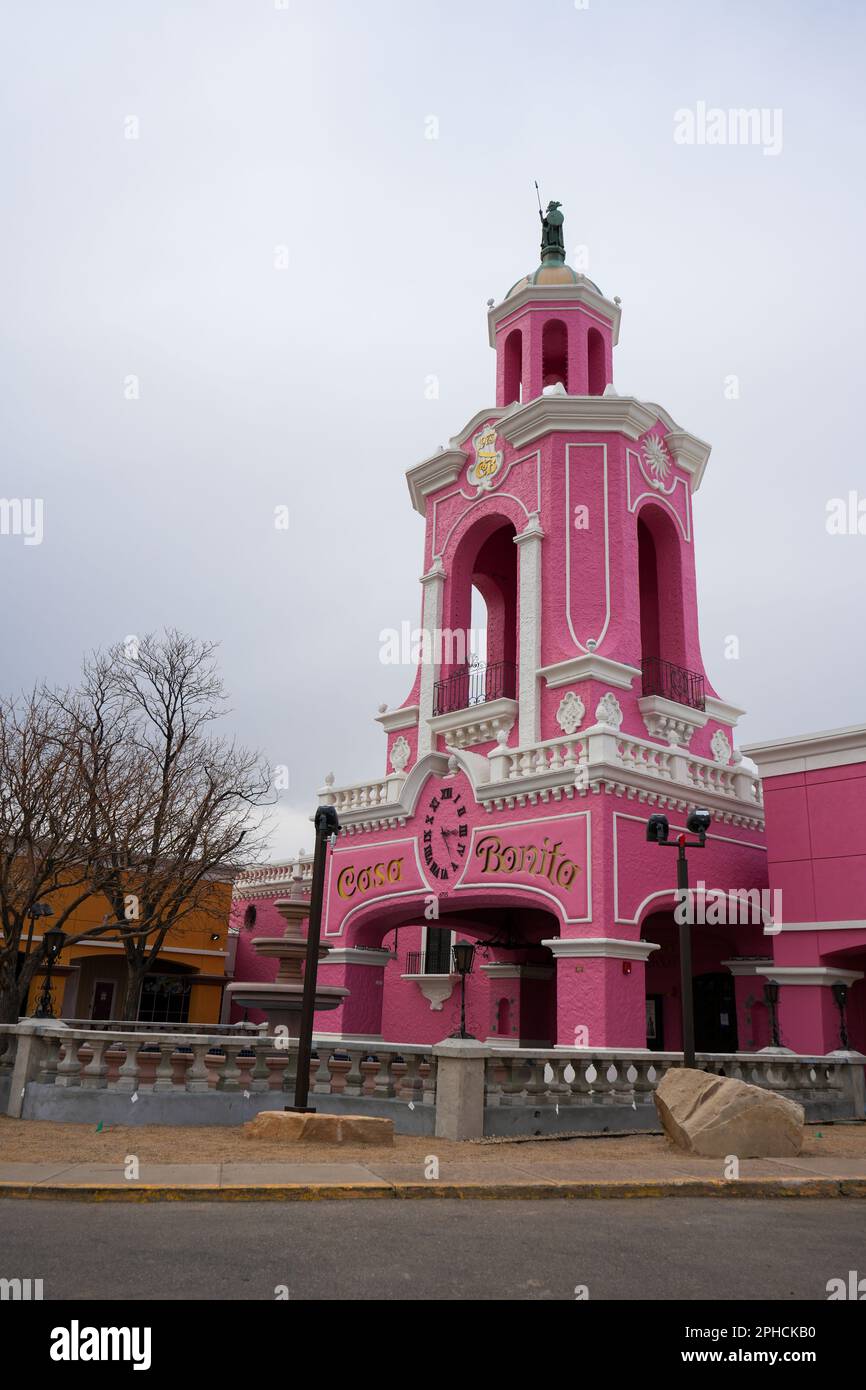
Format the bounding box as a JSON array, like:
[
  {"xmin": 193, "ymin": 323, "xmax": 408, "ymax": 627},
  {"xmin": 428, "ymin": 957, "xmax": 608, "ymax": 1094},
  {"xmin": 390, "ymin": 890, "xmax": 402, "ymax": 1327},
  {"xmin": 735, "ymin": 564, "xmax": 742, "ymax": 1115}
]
[
  {"xmin": 503, "ymin": 328, "xmax": 523, "ymax": 404},
  {"xmin": 637, "ymin": 504, "xmax": 692, "ymax": 698},
  {"xmin": 587, "ymin": 327, "xmax": 606, "ymax": 396},
  {"xmin": 436, "ymin": 515, "xmax": 518, "ymax": 715},
  {"xmin": 497, "ymin": 996, "xmax": 511, "ymax": 1036},
  {"xmin": 541, "ymin": 318, "xmax": 568, "ymax": 390}
]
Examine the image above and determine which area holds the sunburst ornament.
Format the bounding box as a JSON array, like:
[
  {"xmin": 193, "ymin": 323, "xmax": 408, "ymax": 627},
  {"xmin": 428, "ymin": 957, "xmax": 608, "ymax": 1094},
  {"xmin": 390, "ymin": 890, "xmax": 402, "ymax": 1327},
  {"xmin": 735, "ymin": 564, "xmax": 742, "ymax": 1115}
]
[{"xmin": 642, "ymin": 433, "xmax": 672, "ymax": 489}]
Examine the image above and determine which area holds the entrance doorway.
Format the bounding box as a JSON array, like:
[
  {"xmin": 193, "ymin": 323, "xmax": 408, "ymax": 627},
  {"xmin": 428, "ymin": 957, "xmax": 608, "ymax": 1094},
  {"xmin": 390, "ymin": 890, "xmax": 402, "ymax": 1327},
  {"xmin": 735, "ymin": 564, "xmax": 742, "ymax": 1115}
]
[
  {"xmin": 91, "ymin": 980, "xmax": 115, "ymax": 1021},
  {"xmin": 694, "ymin": 972, "xmax": 738, "ymax": 1053}
]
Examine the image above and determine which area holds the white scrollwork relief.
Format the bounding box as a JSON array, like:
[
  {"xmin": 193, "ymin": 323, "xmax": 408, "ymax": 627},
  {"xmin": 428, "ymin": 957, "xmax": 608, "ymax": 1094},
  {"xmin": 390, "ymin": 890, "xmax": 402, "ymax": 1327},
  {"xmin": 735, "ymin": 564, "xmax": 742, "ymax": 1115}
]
[
  {"xmin": 389, "ymin": 735, "xmax": 411, "ymax": 773},
  {"xmin": 556, "ymin": 691, "xmax": 585, "ymax": 736},
  {"xmin": 642, "ymin": 433, "xmax": 672, "ymax": 489},
  {"xmin": 595, "ymin": 692, "xmax": 623, "ymax": 730},
  {"xmin": 710, "ymin": 729, "xmax": 732, "ymax": 765}
]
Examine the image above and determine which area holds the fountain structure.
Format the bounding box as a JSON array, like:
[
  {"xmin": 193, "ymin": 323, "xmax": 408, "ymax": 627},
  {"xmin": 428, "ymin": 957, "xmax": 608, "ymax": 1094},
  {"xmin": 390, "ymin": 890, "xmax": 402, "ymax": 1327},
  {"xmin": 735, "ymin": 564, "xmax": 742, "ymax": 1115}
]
[{"xmin": 225, "ymin": 871, "xmax": 348, "ymax": 1034}]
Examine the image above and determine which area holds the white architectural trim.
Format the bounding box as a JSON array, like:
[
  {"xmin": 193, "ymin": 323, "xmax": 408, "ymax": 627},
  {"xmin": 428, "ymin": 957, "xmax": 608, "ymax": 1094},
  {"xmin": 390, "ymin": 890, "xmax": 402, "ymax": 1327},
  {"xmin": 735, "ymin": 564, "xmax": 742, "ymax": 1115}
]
[
  {"xmin": 454, "ymin": 809, "xmax": 592, "ymax": 925},
  {"xmin": 406, "ymin": 450, "xmax": 468, "ymax": 516},
  {"xmin": 318, "ymin": 948, "xmax": 395, "ymax": 968},
  {"xmin": 541, "ymin": 936, "xmax": 660, "ymax": 962},
  {"xmin": 705, "ymin": 697, "xmax": 746, "ymax": 727},
  {"xmin": 538, "ymin": 654, "xmax": 641, "ymax": 691},
  {"xmin": 638, "ymin": 694, "xmax": 708, "ymax": 748},
  {"xmin": 70, "ymin": 940, "xmax": 228, "ymax": 958},
  {"xmin": 514, "ymin": 512, "xmax": 544, "ymax": 743},
  {"xmin": 480, "ymin": 963, "xmax": 555, "ymax": 980},
  {"xmin": 770, "ymin": 920, "xmax": 866, "ymax": 933},
  {"xmin": 759, "ymin": 967, "xmax": 864, "ymax": 988},
  {"xmin": 401, "ymin": 974, "xmax": 457, "ymax": 1010},
  {"xmin": 721, "ymin": 958, "xmax": 774, "ymax": 977},
  {"xmin": 417, "ymin": 558, "xmax": 445, "ymax": 757},
  {"xmin": 428, "ymin": 697, "xmax": 517, "ymax": 750},
  {"xmin": 743, "ymin": 723, "xmax": 866, "ymax": 777},
  {"xmin": 375, "ymin": 706, "xmax": 419, "ymax": 733}
]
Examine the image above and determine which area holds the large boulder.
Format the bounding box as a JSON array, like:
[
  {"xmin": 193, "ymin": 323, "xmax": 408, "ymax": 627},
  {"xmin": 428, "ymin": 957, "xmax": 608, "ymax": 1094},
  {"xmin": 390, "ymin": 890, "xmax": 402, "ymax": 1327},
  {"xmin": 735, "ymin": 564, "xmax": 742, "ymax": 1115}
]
[
  {"xmin": 242, "ymin": 1111, "xmax": 394, "ymax": 1146},
  {"xmin": 654, "ymin": 1067, "xmax": 804, "ymax": 1158}
]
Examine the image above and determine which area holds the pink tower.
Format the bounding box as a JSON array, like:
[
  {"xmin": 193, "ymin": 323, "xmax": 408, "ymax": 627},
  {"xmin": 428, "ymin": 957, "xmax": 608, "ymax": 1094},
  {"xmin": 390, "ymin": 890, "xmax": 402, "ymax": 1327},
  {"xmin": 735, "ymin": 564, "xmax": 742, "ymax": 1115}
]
[{"xmin": 307, "ymin": 206, "xmax": 770, "ymax": 1053}]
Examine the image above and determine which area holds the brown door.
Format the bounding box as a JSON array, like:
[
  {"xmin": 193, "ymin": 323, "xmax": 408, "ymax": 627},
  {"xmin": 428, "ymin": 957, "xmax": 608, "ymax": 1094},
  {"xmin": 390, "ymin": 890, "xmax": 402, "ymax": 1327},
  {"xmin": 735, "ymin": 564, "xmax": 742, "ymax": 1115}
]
[{"xmin": 91, "ymin": 980, "xmax": 115, "ymax": 1020}]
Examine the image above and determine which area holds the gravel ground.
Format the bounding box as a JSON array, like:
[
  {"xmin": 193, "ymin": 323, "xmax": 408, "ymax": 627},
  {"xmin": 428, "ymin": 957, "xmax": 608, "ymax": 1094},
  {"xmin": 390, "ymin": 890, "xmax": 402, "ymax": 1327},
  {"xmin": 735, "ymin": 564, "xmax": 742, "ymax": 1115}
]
[{"xmin": 1, "ymin": 1117, "xmax": 863, "ymax": 1167}]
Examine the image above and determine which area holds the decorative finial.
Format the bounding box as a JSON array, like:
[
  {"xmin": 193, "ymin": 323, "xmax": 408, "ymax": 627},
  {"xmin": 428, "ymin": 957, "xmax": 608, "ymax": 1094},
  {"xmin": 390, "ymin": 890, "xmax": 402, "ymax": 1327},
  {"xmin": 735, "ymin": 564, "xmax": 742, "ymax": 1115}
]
[
  {"xmin": 378, "ymin": 702, "xmax": 388, "ymax": 713},
  {"xmin": 324, "ymin": 772, "xmax": 335, "ymax": 787},
  {"xmin": 614, "ymin": 295, "xmax": 622, "ymax": 306},
  {"xmin": 486, "ymin": 297, "xmax": 494, "ymax": 308}
]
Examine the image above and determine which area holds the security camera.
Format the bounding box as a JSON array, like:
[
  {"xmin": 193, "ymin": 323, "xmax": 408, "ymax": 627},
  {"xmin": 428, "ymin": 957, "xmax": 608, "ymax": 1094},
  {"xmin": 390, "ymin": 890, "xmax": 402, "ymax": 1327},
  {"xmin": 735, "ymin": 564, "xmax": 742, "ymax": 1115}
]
[
  {"xmin": 687, "ymin": 807, "xmax": 712, "ymax": 837},
  {"xmin": 646, "ymin": 813, "xmax": 670, "ymax": 844}
]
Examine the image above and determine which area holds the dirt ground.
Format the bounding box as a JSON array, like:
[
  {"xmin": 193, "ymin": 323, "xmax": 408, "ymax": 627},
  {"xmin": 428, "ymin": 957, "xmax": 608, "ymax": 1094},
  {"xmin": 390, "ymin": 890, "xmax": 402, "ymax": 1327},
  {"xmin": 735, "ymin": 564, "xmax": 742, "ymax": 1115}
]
[{"xmin": 1, "ymin": 1117, "xmax": 863, "ymax": 1167}]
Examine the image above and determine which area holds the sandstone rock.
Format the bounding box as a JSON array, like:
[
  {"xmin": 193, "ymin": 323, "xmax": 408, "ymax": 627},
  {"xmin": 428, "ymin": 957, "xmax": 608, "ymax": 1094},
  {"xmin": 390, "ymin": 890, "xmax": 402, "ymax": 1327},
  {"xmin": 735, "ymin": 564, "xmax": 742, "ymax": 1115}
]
[
  {"xmin": 654, "ymin": 1067, "xmax": 804, "ymax": 1158},
  {"xmin": 242, "ymin": 1111, "xmax": 394, "ymax": 1146}
]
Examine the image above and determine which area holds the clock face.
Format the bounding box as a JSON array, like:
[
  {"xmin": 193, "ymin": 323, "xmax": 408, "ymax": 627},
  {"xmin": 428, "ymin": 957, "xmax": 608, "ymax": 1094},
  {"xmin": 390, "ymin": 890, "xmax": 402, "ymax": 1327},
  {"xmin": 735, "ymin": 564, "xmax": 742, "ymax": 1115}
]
[{"xmin": 420, "ymin": 781, "xmax": 469, "ymax": 883}]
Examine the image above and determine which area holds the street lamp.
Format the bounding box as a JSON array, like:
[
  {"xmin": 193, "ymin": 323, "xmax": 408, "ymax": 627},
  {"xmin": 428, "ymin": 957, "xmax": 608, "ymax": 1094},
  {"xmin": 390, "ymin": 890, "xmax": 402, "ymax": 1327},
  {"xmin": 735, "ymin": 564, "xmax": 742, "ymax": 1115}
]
[
  {"xmin": 34, "ymin": 926, "xmax": 67, "ymax": 1019},
  {"xmin": 451, "ymin": 940, "xmax": 476, "ymax": 1040},
  {"xmin": 287, "ymin": 803, "xmax": 340, "ymax": 1114},
  {"xmin": 646, "ymin": 807, "xmax": 711, "ymax": 1069},
  {"xmin": 763, "ymin": 978, "xmax": 782, "ymax": 1048},
  {"xmin": 24, "ymin": 901, "xmax": 54, "ymax": 962},
  {"xmin": 831, "ymin": 980, "xmax": 850, "ymax": 1051}
]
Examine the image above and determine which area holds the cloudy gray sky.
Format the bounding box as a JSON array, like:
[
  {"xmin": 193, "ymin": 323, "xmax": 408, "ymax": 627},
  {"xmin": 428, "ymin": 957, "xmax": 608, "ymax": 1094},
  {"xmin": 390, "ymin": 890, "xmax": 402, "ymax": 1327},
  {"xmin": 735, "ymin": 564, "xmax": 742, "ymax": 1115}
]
[{"xmin": 2, "ymin": 0, "xmax": 864, "ymax": 859}]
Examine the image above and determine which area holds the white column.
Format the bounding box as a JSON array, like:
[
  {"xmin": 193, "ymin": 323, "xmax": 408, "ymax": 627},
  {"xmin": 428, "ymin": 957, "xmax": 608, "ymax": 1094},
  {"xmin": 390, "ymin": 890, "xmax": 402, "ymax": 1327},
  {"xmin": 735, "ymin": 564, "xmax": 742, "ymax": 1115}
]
[
  {"xmin": 417, "ymin": 555, "xmax": 445, "ymax": 758},
  {"xmin": 514, "ymin": 513, "xmax": 545, "ymax": 746}
]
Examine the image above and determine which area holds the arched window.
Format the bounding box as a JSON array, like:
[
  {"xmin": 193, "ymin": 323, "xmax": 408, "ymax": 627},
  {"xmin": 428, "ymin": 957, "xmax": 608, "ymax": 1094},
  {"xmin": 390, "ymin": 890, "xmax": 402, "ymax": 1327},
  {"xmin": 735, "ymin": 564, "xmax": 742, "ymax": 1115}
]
[
  {"xmin": 637, "ymin": 504, "xmax": 691, "ymax": 696},
  {"xmin": 587, "ymin": 327, "xmax": 606, "ymax": 396},
  {"xmin": 503, "ymin": 329, "xmax": 522, "ymax": 404},
  {"xmin": 542, "ymin": 318, "xmax": 568, "ymax": 390},
  {"xmin": 435, "ymin": 515, "xmax": 518, "ymax": 716}
]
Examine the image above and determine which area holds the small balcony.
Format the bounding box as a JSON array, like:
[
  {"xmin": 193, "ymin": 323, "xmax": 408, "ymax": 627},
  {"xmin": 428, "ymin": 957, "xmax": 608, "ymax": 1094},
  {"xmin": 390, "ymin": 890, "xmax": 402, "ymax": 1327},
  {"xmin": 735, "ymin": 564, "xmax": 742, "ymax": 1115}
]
[
  {"xmin": 433, "ymin": 660, "xmax": 517, "ymax": 718},
  {"xmin": 641, "ymin": 656, "xmax": 705, "ymax": 712}
]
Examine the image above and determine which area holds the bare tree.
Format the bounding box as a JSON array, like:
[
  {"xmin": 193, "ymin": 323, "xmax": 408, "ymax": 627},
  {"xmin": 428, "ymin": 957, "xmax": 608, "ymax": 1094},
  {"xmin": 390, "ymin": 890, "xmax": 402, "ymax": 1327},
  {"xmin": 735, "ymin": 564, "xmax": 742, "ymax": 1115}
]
[
  {"xmin": 0, "ymin": 689, "xmax": 124, "ymax": 1023},
  {"xmin": 0, "ymin": 631, "xmax": 273, "ymax": 1024},
  {"xmin": 71, "ymin": 631, "xmax": 273, "ymax": 1020}
]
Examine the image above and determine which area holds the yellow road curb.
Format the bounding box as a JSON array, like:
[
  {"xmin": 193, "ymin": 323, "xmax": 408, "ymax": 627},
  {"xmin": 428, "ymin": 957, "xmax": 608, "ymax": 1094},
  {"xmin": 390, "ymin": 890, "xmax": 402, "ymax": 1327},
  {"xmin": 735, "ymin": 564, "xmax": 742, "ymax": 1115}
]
[{"xmin": 0, "ymin": 1176, "xmax": 858, "ymax": 1201}]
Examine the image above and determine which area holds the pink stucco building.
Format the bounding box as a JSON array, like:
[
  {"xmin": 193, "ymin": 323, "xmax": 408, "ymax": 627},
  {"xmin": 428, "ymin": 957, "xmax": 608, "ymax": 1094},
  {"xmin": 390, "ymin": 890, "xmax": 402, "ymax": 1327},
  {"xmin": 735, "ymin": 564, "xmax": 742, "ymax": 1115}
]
[{"xmin": 231, "ymin": 208, "xmax": 863, "ymax": 1064}]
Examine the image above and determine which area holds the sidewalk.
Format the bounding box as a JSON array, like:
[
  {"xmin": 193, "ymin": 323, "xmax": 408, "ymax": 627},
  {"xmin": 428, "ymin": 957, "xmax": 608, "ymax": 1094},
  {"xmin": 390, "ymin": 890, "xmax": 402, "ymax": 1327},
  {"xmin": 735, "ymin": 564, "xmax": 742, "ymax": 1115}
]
[{"xmin": 2, "ymin": 1152, "xmax": 866, "ymax": 1200}]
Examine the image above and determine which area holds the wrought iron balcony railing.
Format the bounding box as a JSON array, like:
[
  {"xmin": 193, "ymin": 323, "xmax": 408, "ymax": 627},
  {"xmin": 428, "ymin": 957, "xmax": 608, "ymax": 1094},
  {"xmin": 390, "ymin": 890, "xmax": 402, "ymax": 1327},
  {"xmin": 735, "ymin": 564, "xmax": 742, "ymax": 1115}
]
[
  {"xmin": 641, "ymin": 656, "xmax": 705, "ymax": 712},
  {"xmin": 433, "ymin": 660, "xmax": 517, "ymax": 718},
  {"xmin": 403, "ymin": 949, "xmax": 456, "ymax": 977}
]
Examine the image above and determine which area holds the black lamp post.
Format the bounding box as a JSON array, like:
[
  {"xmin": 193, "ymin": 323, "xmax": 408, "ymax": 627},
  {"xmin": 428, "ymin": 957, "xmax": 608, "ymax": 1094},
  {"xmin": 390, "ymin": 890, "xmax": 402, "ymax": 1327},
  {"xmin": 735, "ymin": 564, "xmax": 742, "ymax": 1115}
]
[
  {"xmin": 23, "ymin": 901, "xmax": 54, "ymax": 964},
  {"xmin": 34, "ymin": 926, "xmax": 67, "ymax": 1019},
  {"xmin": 287, "ymin": 803, "xmax": 340, "ymax": 1114},
  {"xmin": 763, "ymin": 978, "xmax": 782, "ymax": 1048},
  {"xmin": 646, "ymin": 807, "xmax": 711, "ymax": 1069},
  {"xmin": 451, "ymin": 940, "xmax": 476, "ymax": 1040},
  {"xmin": 831, "ymin": 980, "xmax": 850, "ymax": 1051}
]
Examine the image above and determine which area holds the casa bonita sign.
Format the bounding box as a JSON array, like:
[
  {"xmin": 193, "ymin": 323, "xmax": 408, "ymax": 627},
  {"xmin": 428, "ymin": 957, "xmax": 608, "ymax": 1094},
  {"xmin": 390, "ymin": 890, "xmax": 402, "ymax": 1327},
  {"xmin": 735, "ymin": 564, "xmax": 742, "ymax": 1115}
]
[{"xmin": 325, "ymin": 811, "xmax": 590, "ymax": 933}]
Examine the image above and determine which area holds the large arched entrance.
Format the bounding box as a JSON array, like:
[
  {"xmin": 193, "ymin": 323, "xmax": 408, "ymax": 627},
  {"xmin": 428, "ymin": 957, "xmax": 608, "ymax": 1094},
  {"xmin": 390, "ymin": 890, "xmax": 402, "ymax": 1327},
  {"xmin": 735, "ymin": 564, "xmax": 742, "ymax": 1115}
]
[{"xmin": 328, "ymin": 894, "xmax": 561, "ymax": 1047}]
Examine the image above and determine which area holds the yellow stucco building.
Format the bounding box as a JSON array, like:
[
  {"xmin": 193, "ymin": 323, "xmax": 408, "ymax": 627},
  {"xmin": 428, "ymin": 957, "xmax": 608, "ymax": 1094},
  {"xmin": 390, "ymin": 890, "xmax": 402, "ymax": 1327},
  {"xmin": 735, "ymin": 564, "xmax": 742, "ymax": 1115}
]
[{"xmin": 18, "ymin": 878, "xmax": 234, "ymax": 1025}]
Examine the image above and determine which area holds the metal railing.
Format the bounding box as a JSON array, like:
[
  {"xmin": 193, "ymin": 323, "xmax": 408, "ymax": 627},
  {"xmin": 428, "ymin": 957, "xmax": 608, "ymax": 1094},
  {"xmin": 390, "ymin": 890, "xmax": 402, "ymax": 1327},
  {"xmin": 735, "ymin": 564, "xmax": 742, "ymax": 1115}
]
[
  {"xmin": 641, "ymin": 656, "xmax": 705, "ymax": 711},
  {"xmin": 433, "ymin": 660, "xmax": 517, "ymax": 717}
]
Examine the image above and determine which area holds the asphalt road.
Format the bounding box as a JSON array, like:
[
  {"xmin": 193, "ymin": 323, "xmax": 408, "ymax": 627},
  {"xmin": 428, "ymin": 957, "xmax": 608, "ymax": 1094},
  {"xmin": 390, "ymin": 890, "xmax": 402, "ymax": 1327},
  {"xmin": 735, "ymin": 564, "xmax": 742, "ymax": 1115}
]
[{"xmin": 1, "ymin": 1198, "xmax": 864, "ymax": 1301}]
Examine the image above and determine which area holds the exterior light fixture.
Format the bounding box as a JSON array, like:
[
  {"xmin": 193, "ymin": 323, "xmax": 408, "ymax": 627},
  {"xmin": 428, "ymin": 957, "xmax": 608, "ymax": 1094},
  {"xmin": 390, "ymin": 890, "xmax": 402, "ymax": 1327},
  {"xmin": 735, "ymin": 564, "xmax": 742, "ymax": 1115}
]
[
  {"xmin": 34, "ymin": 926, "xmax": 67, "ymax": 1019},
  {"xmin": 450, "ymin": 940, "xmax": 476, "ymax": 1041},
  {"xmin": 763, "ymin": 978, "xmax": 782, "ymax": 1048},
  {"xmin": 831, "ymin": 980, "xmax": 850, "ymax": 1051},
  {"xmin": 645, "ymin": 807, "xmax": 711, "ymax": 1068}
]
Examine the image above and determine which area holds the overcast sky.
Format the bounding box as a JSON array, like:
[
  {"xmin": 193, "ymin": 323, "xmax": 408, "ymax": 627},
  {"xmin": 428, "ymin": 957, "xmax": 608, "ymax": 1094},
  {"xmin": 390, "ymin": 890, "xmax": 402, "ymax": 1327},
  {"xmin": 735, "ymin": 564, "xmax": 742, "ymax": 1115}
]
[{"xmin": 2, "ymin": 0, "xmax": 865, "ymax": 860}]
